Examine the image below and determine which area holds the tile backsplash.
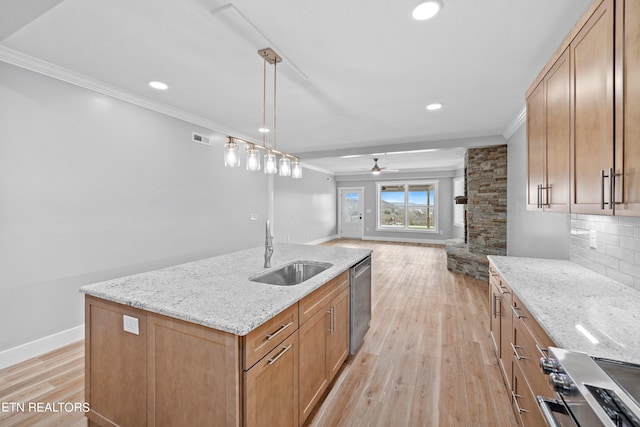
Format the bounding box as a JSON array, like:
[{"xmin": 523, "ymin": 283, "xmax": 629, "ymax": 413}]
[{"xmin": 571, "ymin": 214, "xmax": 640, "ymax": 291}]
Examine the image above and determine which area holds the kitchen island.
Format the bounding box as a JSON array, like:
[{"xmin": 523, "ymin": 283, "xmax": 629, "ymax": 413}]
[{"xmin": 80, "ymin": 243, "xmax": 371, "ymax": 427}]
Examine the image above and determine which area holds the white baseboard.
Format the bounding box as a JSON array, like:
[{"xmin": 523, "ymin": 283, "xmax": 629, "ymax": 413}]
[
  {"xmin": 306, "ymin": 235, "xmax": 339, "ymax": 245},
  {"xmin": 362, "ymin": 235, "xmax": 446, "ymax": 245},
  {"xmin": 0, "ymin": 325, "xmax": 84, "ymax": 370}
]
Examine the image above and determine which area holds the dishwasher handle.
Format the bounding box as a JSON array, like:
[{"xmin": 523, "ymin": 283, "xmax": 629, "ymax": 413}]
[{"xmin": 353, "ymin": 256, "xmax": 371, "ymax": 278}]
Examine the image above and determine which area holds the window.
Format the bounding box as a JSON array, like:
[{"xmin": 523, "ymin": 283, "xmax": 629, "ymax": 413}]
[{"xmin": 377, "ymin": 181, "xmax": 437, "ymax": 232}]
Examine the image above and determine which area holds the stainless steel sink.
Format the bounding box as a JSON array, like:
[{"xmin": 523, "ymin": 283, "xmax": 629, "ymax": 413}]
[{"xmin": 250, "ymin": 261, "xmax": 333, "ymax": 286}]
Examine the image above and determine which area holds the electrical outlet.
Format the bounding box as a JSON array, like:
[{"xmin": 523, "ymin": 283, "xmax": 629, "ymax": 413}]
[
  {"xmin": 123, "ymin": 315, "xmax": 140, "ymax": 335},
  {"xmin": 589, "ymin": 230, "xmax": 597, "ymax": 249}
]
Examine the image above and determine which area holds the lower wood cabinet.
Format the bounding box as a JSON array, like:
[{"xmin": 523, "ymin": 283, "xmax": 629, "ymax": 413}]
[
  {"xmin": 86, "ymin": 271, "xmax": 351, "ymax": 427},
  {"xmin": 488, "ymin": 261, "xmax": 556, "ymax": 427},
  {"xmin": 299, "ymin": 275, "xmax": 350, "ymax": 425},
  {"xmin": 244, "ymin": 331, "xmax": 299, "ymax": 427}
]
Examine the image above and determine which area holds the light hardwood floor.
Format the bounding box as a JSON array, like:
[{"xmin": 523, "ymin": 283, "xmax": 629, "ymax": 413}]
[{"xmin": 0, "ymin": 240, "xmax": 517, "ymax": 427}]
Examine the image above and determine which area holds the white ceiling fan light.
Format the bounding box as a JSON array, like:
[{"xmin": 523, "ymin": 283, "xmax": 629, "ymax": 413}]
[
  {"xmin": 426, "ymin": 103, "xmax": 443, "ymax": 111},
  {"xmin": 371, "ymin": 158, "xmax": 399, "ymax": 174},
  {"xmin": 412, "ymin": 1, "xmax": 443, "ymax": 21}
]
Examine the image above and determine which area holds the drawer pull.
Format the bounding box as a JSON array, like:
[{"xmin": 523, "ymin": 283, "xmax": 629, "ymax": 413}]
[
  {"xmin": 268, "ymin": 344, "xmax": 293, "ymax": 365},
  {"xmin": 511, "ymin": 343, "xmax": 528, "ymax": 361},
  {"xmin": 535, "ymin": 343, "xmax": 548, "ymax": 359},
  {"xmin": 512, "ymin": 392, "xmax": 530, "ymax": 414},
  {"xmin": 492, "ymin": 294, "xmax": 501, "ymax": 319},
  {"xmin": 511, "ymin": 305, "xmax": 524, "ymax": 319},
  {"xmin": 266, "ymin": 322, "xmax": 294, "ymax": 341},
  {"xmin": 498, "ymin": 285, "xmax": 510, "ymax": 295}
]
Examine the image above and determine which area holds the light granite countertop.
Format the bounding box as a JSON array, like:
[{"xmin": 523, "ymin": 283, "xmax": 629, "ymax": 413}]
[
  {"xmin": 80, "ymin": 243, "xmax": 371, "ymax": 336},
  {"xmin": 488, "ymin": 256, "xmax": 640, "ymax": 365}
]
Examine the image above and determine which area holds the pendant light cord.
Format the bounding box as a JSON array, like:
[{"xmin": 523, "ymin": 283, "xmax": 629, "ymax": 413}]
[
  {"xmin": 262, "ymin": 58, "xmax": 267, "ymax": 149},
  {"xmin": 273, "ymin": 58, "xmax": 277, "ymax": 152}
]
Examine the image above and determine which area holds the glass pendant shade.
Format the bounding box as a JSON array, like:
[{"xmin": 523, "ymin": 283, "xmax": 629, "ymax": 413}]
[
  {"xmin": 224, "ymin": 140, "xmax": 240, "ymax": 167},
  {"xmin": 279, "ymin": 156, "xmax": 292, "ymax": 177},
  {"xmin": 291, "ymin": 159, "xmax": 303, "ymax": 179},
  {"xmin": 246, "ymin": 146, "xmax": 261, "ymax": 171},
  {"xmin": 264, "ymin": 152, "xmax": 278, "ymax": 174}
]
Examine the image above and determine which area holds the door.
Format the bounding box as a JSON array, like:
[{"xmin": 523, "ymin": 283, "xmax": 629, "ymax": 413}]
[
  {"xmin": 339, "ymin": 188, "xmax": 363, "ymax": 238},
  {"xmin": 526, "ymin": 82, "xmax": 545, "ymax": 210}
]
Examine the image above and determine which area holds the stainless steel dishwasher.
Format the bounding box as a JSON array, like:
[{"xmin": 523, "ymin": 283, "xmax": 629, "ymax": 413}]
[{"xmin": 349, "ymin": 255, "xmax": 371, "ymax": 355}]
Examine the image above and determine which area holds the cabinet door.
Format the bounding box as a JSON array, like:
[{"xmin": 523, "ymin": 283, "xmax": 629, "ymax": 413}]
[
  {"xmin": 571, "ymin": 0, "xmax": 615, "ymax": 214},
  {"xmin": 147, "ymin": 314, "xmax": 241, "ymax": 427},
  {"xmin": 544, "ymin": 49, "xmax": 571, "ymax": 212},
  {"xmin": 498, "ymin": 290, "xmax": 513, "ymax": 390},
  {"xmin": 617, "ymin": 0, "xmax": 640, "ymax": 216},
  {"xmin": 298, "ymin": 308, "xmax": 330, "ymax": 424},
  {"xmin": 512, "ymin": 363, "xmax": 545, "ymax": 427},
  {"xmin": 489, "ymin": 280, "xmax": 501, "ymax": 357},
  {"xmin": 526, "ymin": 82, "xmax": 546, "ymax": 211},
  {"xmin": 328, "ymin": 288, "xmax": 350, "ymax": 381},
  {"xmin": 245, "ymin": 331, "xmax": 299, "ymax": 427},
  {"xmin": 85, "ymin": 296, "xmax": 147, "ymax": 427}
]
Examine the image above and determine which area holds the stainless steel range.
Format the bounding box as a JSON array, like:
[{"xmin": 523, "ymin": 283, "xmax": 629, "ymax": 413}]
[{"xmin": 538, "ymin": 347, "xmax": 640, "ymax": 427}]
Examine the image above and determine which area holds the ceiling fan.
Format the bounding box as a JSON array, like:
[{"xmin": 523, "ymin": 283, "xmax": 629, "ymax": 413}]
[{"xmin": 371, "ymin": 158, "xmax": 399, "ymax": 175}]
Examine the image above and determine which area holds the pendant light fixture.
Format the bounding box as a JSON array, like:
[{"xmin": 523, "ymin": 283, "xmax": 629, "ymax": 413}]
[
  {"xmin": 224, "ymin": 139, "xmax": 240, "ymax": 167},
  {"xmin": 225, "ymin": 47, "xmax": 302, "ymax": 179},
  {"xmin": 246, "ymin": 144, "xmax": 261, "ymax": 171}
]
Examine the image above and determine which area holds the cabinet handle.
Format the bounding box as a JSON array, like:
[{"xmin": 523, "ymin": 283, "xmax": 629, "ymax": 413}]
[
  {"xmin": 490, "ymin": 269, "xmax": 498, "ymax": 277},
  {"xmin": 512, "ymin": 391, "xmax": 530, "ymax": 414},
  {"xmin": 327, "ymin": 308, "xmax": 333, "ymax": 334},
  {"xmin": 268, "ymin": 344, "xmax": 293, "ymax": 365},
  {"xmin": 498, "ymin": 285, "xmax": 510, "ymax": 295},
  {"xmin": 535, "ymin": 343, "xmax": 548, "ymax": 359},
  {"xmin": 511, "ymin": 305, "xmax": 524, "ymax": 319},
  {"xmin": 601, "ymin": 169, "xmax": 606, "ymax": 210},
  {"xmin": 332, "ymin": 306, "xmax": 336, "ymax": 334},
  {"xmin": 266, "ymin": 321, "xmax": 294, "ymax": 341},
  {"xmin": 537, "ymin": 184, "xmax": 541, "ymax": 209},
  {"xmin": 511, "ymin": 342, "xmax": 529, "ymax": 360},
  {"xmin": 492, "ymin": 294, "xmax": 501, "ymax": 318}
]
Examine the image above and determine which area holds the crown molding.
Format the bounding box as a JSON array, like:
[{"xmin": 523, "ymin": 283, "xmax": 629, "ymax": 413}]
[
  {"xmin": 0, "ymin": 46, "xmax": 253, "ymax": 140},
  {"xmin": 502, "ymin": 105, "xmax": 526, "ymax": 140}
]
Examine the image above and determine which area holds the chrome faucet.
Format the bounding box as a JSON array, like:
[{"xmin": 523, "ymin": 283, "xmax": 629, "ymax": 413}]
[{"xmin": 264, "ymin": 220, "xmax": 273, "ymax": 268}]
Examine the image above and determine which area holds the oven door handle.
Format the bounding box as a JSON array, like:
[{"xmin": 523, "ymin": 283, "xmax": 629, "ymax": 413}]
[{"xmin": 537, "ymin": 396, "xmax": 562, "ymax": 427}]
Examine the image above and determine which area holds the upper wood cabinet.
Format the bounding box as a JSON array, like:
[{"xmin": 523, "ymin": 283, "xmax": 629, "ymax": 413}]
[
  {"xmin": 616, "ymin": 0, "xmax": 640, "ymax": 216},
  {"xmin": 527, "ymin": 0, "xmax": 640, "ymax": 216},
  {"xmin": 570, "ymin": 0, "xmax": 615, "ymax": 214},
  {"xmin": 526, "ymin": 49, "xmax": 571, "ymax": 212}
]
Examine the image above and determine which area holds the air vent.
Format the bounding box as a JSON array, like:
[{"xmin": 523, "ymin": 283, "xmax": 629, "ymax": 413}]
[{"xmin": 192, "ymin": 132, "xmax": 210, "ymax": 146}]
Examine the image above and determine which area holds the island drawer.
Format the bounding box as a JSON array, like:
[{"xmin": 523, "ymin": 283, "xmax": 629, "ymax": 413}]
[
  {"xmin": 243, "ymin": 303, "xmax": 299, "ymax": 370},
  {"xmin": 299, "ymin": 271, "xmax": 349, "ymax": 325}
]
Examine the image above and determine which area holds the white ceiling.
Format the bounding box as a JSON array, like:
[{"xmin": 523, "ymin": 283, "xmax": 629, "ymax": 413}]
[{"xmin": 0, "ymin": 0, "xmax": 592, "ymax": 174}]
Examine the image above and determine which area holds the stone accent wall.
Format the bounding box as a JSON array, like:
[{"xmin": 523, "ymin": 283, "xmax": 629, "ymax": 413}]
[
  {"xmin": 446, "ymin": 145, "xmax": 507, "ymax": 281},
  {"xmin": 466, "ymin": 145, "xmax": 508, "ymax": 256}
]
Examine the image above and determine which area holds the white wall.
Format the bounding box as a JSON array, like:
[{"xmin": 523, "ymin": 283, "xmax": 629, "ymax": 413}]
[
  {"xmin": 1, "ymin": 61, "xmax": 318, "ymax": 356},
  {"xmin": 274, "ymin": 167, "xmax": 337, "ymax": 244},
  {"xmin": 506, "ymin": 123, "xmax": 571, "ymax": 258}
]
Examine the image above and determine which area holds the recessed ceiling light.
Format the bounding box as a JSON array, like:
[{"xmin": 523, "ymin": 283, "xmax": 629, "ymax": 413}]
[
  {"xmin": 426, "ymin": 103, "xmax": 443, "ymax": 111},
  {"xmin": 148, "ymin": 81, "xmax": 168, "ymax": 90},
  {"xmin": 412, "ymin": 1, "xmax": 443, "ymax": 21},
  {"xmin": 258, "ymin": 128, "xmax": 270, "ymax": 133}
]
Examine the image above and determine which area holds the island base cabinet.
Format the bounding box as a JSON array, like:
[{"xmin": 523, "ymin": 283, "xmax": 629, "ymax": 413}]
[
  {"xmin": 85, "ymin": 296, "xmax": 242, "ymax": 427},
  {"xmin": 244, "ymin": 331, "xmax": 299, "ymax": 427},
  {"xmin": 147, "ymin": 314, "xmax": 242, "ymax": 427},
  {"xmin": 85, "ymin": 296, "xmax": 148, "ymax": 427}
]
